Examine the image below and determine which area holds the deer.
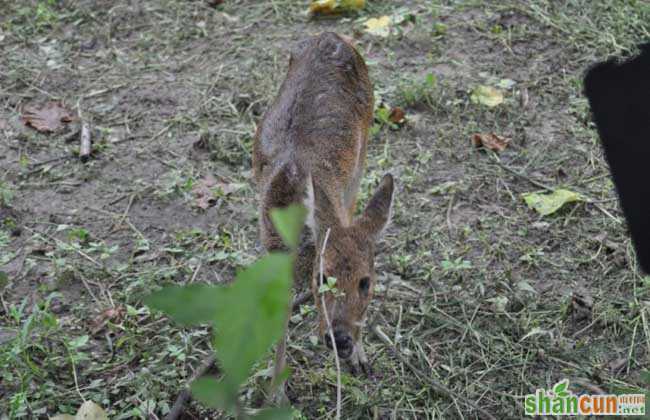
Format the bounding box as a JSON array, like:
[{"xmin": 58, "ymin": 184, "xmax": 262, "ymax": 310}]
[{"xmin": 252, "ymin": 32, "xmax": 395, "ymax": 396}]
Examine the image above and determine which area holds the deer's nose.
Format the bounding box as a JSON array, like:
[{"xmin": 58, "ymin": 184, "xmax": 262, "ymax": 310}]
[{"xmin": 324, "ymin": 328, "xmax": 353, "ymax": 359}]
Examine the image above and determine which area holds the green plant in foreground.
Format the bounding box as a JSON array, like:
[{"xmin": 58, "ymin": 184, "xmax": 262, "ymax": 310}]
[{"xmin": 146, "ymin": 205, "xmax": 306, "ymax": 419}]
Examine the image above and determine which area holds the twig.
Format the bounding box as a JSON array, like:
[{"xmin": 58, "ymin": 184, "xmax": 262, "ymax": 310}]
[
  {"xmin": 118, "ymin": 193, "xmax": 136, "ymax": 228},
  {"xmin": 189, "ymin": 262, "xmax": 202, "ymax": 284},
  {"xmin": 319, "ymin": 228, "xmax": 341, "ymax": 420},
  {"xmin": 371, "ymin": 324, "xmax": 497, "ymax": 420},
  {"xmin": 165, "ymin": 354, "xmax": 217, "ymax": 420},
  {"xmin": 28, "ymin": 154, "xmax": 73, "ymax": 169},
  {"xmin": 291, "ymin": 290, "xmax": 311, "ymax": 310},
  {"xmin": 80, "ymin": 122, "xmax": 92, "ymax": 162},
  {"xmin": 446, "ymin": 191, "xmax": 455, "ymax": 238},
  {"xmin": 495, "ymin": 161, "xmax": 554, "ymax": 192},
  {"xmin": 66, "ymin": 344, "xmax": 86, "ymax": 403}
]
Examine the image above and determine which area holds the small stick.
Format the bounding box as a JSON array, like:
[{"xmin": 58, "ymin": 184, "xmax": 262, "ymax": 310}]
[
  {"xmin": 291, "ymin": 290, "xmax": 311, "ymax": 310},
  {"xmin": 319, "ymin": 228, "xmax": 342, "ymax": 420},
  {"xmin": 80, "ymin": 122, "xmax": 92, "ymax": 162},
  {"xmin": 165, "ymin": 355, "xmax": 217, "ymax": 420},
  {"xmin": 446, "ymin": 191, "xmax": 455, "ymax": 238}
]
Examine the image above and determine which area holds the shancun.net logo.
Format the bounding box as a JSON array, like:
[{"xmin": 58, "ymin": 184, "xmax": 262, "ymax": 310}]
[{"xmin": 524, "ymin": 379, "xmax": 646, "ymax": 416}]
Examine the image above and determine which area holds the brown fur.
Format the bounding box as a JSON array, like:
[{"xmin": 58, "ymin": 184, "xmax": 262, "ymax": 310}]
[{"xmin": 253, "ymin": 32, "xmax": 394, "ymax": 373}]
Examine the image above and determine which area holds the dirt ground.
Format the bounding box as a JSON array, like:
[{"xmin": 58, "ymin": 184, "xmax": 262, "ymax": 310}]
[{"xmin": 1, "ymin": 0, "xmax": 649, "ymax": 418}]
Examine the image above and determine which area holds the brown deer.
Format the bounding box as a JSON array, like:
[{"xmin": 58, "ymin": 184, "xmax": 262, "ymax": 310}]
[{"xmin": 253, "ymin": 32, "xmax": 394, "ymax": 382}]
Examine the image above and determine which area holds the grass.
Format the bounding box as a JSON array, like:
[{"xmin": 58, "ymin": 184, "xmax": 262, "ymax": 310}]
[{"xmin": 1, "ymin": 0, "xmax": 649, "ymax": 418}]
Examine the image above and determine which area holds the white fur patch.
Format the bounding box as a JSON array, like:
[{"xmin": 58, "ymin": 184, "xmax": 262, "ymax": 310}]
[{"xmin": 304, "ymin": 174, "xmax": 316, "ymax": 236}]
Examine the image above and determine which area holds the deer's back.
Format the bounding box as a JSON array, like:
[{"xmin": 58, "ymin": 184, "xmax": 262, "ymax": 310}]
[{"xmin": 253, "ymin": 32, "xmax": 374, "ymax": 194}]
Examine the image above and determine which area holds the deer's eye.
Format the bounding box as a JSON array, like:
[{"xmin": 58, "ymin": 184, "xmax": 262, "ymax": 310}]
[{"xmin": 358, "ymin": 277, "xmax": 371, "ymax": 296}]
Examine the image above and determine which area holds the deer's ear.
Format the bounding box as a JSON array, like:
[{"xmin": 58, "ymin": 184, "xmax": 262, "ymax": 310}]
[{"xmin": 357, "ymin": 174, "xmax": 394, "ymax": 240}]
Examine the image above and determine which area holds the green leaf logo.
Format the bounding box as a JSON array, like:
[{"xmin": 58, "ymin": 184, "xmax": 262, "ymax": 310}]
[{"xmin": 553, "ymin": 379, "xmax": 570, "ymax": 398}]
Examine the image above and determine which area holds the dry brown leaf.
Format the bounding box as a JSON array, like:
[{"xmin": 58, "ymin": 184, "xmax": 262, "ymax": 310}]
[
  {"xmin": 193, "ymin": 175, "xmax": 217, "ymax": 210},
  {"xmin": 22, "ymin": 102, "xmax": 75, "ymax": 133},
  {"xmin": 471, "ymin": 133, "xmax": 510, "ymax": 152},
  {"xmin": 389, "ymin": 107, "xmax": 406, "ymax": 124},
  {"xmin": 91, "ymin": 306, "xmax": 126, "ymax": 335}
]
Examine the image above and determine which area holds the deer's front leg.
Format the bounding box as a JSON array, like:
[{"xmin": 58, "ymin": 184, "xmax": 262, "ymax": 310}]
[
  {"xmin": 349, "ymin": 336, "xmax": 373, "ymax": 377},
  {"xmin": 270, "ymin": 327, "xmax": 289, "ymax": 405}
]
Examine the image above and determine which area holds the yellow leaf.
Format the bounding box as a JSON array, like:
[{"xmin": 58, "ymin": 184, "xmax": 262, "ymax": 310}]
[
  {"xmin": 309, "ymin": 0, "xmax": 364, "ymax": 16},
  {"xmin": 470, "ymin": 85, "xmax": 504, "ymax": 107},
  {"xmin": 75, "ymin": 401, "xmax": 108, "ymax": 420},
  {"xmin": 522, "ymin": 189, "xmax": 584, "ymax": 216},
  {"xmin": 364, "ymin": 15, "xmax": 391, "ymax": 37}
]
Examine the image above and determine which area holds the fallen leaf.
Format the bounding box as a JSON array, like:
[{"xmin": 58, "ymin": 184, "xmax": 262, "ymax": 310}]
[
  {"xmin": 486, "ymin": 295, "xmax": 509, "ymax": 313},
  {"xmin": 516, "ymin": 281, "xmax": 537, "ymax": 295},
  {"xmin": 215, "ymin": 181, "xmax": 245, "ymax": 196},
  {"xmin": 91, "ymin": 306, "xmax": 126, "ymax": 335},
  {"xmin": 308, "ymin": 0, "xmax": 365, "ymax": 16},
  {"xmin": 74, "ymin": 401, "xmax": 108, "ymax": 420},
  {"xmin": 193, "ymin": 175, "xmax": 217, "ymax": 210},
  {"xmin": 364, "ymin": 15, "xmax": 391, "ymax": 37},
  {"xmin": 522, "ymin": 189, "xmax": 583, "ymax": 216},
  {"xmin": 388, "ymin": 107, "xmax": 406, "ymax": 124},
  {"xmin": 569, "ymin": 289, "xmax": 593, "ymax": 322},
  {"xmin": 470, "ymin": 85, "xmax": 504, "ymax": 107},
  {"xmin": 22, "ymin": 102, "xmax": 75, "ymax": 133},
  {"xmin": 519, "ymin": 326, "xmax": 549, "ymax": 342},
  {"xmin": 497, "ymin": 78, "xmax": 516, "ymax": 89},
  {"xmin": 471, "ymin": 133, "xmax": 510, "ymax": 152}
]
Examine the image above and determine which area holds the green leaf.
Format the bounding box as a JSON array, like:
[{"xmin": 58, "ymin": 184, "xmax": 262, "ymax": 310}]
[
  {"xmin": 522, "ymin": 189, "xmax": 584, "ymax": 216},
  {"xmin": 190, "ymin": 376, "xmax": 235, "ymax": 411},
  {"xmin": 251, "ymin": 407, "xmax": 294, "ymax": 420},
  {"xmin": 213, "ymin": 252, "xmax": 293, "ymax": 389},
  {"xmin": 470, "ymin": 85, "xmax": 504, "ymax": 107},
  {"xmin": 68, "ymin": 335, "xmax": 88, "ymax": 350},
  {"xmin": 270, "ymin": 204, "xmax": 307, "ymax": 250},
  {"xmin": 553, "ymin": 379, "xmax": 569, "ymax": 396},
  {"xmin": 641, "ymin": 370, "xmax": 650, "ymax": 385},
  {"xmin": 145, "ymin": 284, "xmax": 225, "ymax": 326},
  {"xmin": 375, "ymin": 106, "xmax": 391, "ymax": 124},
  {"xmin": 425, "ymin": 73, "xmax": 437, "ymax": 88}
]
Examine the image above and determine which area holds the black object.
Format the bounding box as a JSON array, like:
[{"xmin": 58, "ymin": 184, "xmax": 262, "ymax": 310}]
[{"xmin": 584, "ymin": 42, "xmax": 650, "ymax": 272}]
